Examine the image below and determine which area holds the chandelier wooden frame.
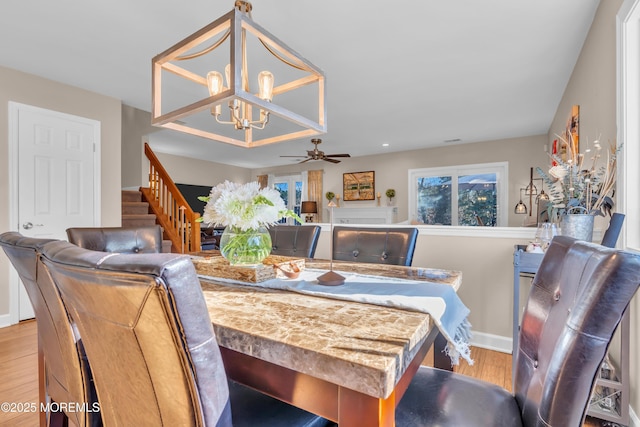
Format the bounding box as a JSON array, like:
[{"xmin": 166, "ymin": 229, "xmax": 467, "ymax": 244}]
[{"xmin": 151, "ymin": 4, "xmax": 326, "ymax": 148}]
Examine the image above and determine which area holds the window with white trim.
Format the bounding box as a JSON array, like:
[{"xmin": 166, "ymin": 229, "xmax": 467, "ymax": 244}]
[{"xmin": 408, "ymin": 162, "xmax": 508, "ymax": 226}]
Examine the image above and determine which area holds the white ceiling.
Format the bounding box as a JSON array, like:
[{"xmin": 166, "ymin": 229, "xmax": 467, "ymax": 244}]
[{"xmin": 0, "ymin": 0, "xmax": 600, "ymax": 168}]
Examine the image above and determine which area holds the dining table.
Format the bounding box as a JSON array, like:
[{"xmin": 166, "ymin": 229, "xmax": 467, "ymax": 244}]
[{"xmin": 196, "ymin": 254, "xmax": 463, "ymax": 427}]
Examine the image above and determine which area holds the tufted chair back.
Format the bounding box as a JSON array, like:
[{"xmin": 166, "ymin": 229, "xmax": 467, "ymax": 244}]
[
  {"xmin": 269, "ymin": 225, "xmax": 321, "ymax": 258},
  {"xmin": 41, "ymin": 241, "xmax": 232, "ymax": 426},
  {"xmin": 332, "ymin": 226, "xmax": 418, "ymax": 266},
  {"xmin": 513, "ymin": 235, "xmax": 640, "ymax": 425},
  {"xmin": 0, "ymin": 232, "xmax": 100, "ymax": 427},
  {"xmin": 396, "ymin": 236, "xmax": 639, "ymax": 426},
  {"xmin": 66, "ymin": 225, "xmax": 163, "ymax": 254},
  {"xmin": 40, "ymin": 241, "xmax": 330, "ymax": 427}
]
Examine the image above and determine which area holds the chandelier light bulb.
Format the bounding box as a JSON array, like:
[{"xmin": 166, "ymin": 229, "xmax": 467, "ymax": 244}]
[
  {"xmin": 207, "ymin": 71, "xmax": 224, "ymax": 115},
  {"xmin": 258, "ymin": 71, "xmax": 274, "ymax": 101},
  {"xmin": 207, "ymin": 71, "xmax": 224, "ymax": 95}
]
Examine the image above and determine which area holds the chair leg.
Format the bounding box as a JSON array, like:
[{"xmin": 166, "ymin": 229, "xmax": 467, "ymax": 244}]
[
  {"xmin": 49, "ymin": 406, "xmax": 69, "ymax": 427},
  {"xmin": 38, "ymin": 337, "xmax": 47, "ymax": 427},
  {"xmin": 434, "ymin": 333, "xmax": 453, "ymax": 371}
]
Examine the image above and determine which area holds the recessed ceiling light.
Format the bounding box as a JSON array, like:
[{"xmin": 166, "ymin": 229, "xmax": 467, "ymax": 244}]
[{"xmin": 382, "ymin": 143, "xmax": 390, "ymax": 147}]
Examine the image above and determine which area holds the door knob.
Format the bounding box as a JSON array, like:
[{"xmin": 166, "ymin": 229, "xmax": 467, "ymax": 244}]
[{"xmin": 22, "ymin": 222, "xmax": 44, "ymax": 230}]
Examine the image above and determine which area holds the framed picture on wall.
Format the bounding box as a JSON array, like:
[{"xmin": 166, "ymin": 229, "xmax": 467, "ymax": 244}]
[
  {"xmin": 343, "ymin": 171, "xmax": 375, "ymax": 201},
  {"xmin": 561, "ymin": 104, "xmax": 580, "ymax": 161}
]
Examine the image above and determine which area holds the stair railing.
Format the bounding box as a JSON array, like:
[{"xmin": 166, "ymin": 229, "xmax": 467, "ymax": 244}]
[{"xmin": 141, "ymin": 143, "xmax": 201, "ymax": 253}]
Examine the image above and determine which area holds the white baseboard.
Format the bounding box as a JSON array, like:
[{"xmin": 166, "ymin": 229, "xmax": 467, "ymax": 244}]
[
  {"xmin": 630, "ymin": 406, "xmax": 639, "ymax": 427},
  {"xmin": 0, "ymin": 314, "xmax": 12, "ymax": 329},
  {"xmin": 470, "ymin": 331, "xmax": 512, "ymax": 354}
]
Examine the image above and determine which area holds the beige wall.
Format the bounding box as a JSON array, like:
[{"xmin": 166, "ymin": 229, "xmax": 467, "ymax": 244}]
[
  {"xmin": 548, "ymin": 0, "xmax": 639, "ymax": 418},
  {"xmin": 314, "ymin": 226, "xmax": 534, "ymax": 343},
  {"xmin": 121, "ymin": 105, "xmax": 250, "ymax": 190},
  {"xmin": 154, "ymin": 152, "xmax": 251, "ymax": 188},
  {"xmin": 121, "ymin": 104, "xmax": 154, "ymax": 189},
  {"xmin": 0, "ymin": 65, "xmax": 122, "ymax": 318},
  {"xmin": 254, "ymin": 134, "xmax": 549, "ymax": 226}
]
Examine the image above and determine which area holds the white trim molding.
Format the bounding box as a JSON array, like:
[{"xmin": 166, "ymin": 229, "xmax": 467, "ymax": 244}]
[
  {"xmin": 470, "ymin": 331, "xmax": 512, "ymax": 354},
  {"xmin": 0, "ymin": 314, "xmax": 11, "ymax": 329}
]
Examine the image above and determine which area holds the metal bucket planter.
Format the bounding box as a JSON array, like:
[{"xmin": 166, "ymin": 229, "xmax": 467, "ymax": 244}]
[{"xmin": 560, "ymin": 212, "xmax": 595, "ymax": 242}]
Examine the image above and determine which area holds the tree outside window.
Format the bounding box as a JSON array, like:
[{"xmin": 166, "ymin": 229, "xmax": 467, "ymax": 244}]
[{"xmin": 409, "ymin": 163, "xmax": 507, "ymax": 227}]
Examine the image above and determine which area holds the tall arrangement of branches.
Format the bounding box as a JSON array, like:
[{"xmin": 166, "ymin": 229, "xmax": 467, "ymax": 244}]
[{"xmin": 536, "ymin": 134, "xmax": 619, "ymax": 222}]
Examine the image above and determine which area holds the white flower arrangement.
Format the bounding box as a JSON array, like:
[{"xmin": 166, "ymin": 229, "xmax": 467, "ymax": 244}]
[{"xmin": 198, "ymin": 181, "xmax": 299, "ymax": 230}]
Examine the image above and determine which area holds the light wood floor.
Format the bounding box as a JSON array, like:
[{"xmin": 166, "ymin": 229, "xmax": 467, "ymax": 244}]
[{"xmin": 0, "ymin": 320, "xmax": 603, "ymax": 426}]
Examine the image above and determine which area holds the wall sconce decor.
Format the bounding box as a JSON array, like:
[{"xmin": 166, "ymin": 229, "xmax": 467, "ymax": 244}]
[
  {"xmin": 517, "ymin": 167, "xmax": 550, "ymax": 223},
  {"xmin": 514, "ymin": 188, "xmax": 528, "ymax": 215},
  {"xmin": 151, "ymin": 1, "xmax": 326, "ymax": 148}
]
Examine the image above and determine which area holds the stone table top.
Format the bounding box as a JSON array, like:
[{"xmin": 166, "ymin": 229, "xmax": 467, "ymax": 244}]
[{"xmin": 200, "ymin": 258, "xmax": 462, "ymax": 399}]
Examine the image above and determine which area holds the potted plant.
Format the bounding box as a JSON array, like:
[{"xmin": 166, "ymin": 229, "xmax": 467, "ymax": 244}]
[
  {"xmin": 537, "ymin": 135, "xmax": 619, "ymax": 241},
  {"xmin": 325, "ymin": 191, "xmax": 335, "ymax": 202},
  {"xmin": 385, "ymin": 189, "xmax": 396, "ymax": 205}
]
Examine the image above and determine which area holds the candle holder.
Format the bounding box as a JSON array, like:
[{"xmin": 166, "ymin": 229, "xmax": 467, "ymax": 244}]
[
  {"xmin": 377, "ymin": 194, "xmax": 381, "ymax": 206},
  {"xmin": 335, "ymin": 194, "xmax": 340, "ymax": 207}
]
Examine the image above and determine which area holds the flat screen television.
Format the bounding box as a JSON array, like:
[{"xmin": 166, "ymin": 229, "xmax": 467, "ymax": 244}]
[{"xmin": 175, "ymin": 183, "xmax": 211, "ymax": 216}]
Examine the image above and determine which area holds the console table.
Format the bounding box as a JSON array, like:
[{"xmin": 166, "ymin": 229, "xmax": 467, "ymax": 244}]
[
  {"xmin": 512, "ymin": 245, "xmax": 630, "ymax": 426},
  {"xmin": 329, "ymin": 206, "xmax": 398, "ymax": 224}
]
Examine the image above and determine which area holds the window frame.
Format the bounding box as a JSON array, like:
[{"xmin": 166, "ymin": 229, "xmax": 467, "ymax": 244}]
[
  {"xmin": 408, "ymin": 161, "xmax": 509, "ymax": 227},
  {"xmin": 617, "ymin": 0, "xmax": 640, "ymax": 251},
  {"xmin": 273, "ymin": 174, "xmax": 303, "ymax": 224}
]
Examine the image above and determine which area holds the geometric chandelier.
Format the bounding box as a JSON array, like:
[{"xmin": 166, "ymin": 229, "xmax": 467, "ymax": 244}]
[{"xmin": 151, "ymin": 1, "xmax": 326, "ymax": 148}]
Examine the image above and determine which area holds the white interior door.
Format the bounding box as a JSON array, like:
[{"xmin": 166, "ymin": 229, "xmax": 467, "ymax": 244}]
[{"xmin": 9, "ymin": 102, "xmax": 101, "ymax": 321}]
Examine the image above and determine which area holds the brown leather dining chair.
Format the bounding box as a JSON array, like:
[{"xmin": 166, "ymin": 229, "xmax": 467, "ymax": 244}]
[
  {"xmin": 0, "ymin": 232, "xmax": 101, "ymax": 427},
  {"xmin": 395, "ymin": 236, "xmax": 640, "ymax": 426},
  {"xmin": 332, "ymin": 226, "xmax": 419, "ymax": 266},
  {"xmin": 66, "ymin": 225, "xmax": 164, "ymax": 254},
  {"xmin": 269, "ymin": 225, "xmax": 321, "ymax": 258},
  {"xmin": 41, "ymin": 240, "xmax": 331, "ymax": 427}
]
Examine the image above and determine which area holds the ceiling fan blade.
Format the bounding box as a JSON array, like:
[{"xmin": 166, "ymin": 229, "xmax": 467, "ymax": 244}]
[
  {"xmin": 323, "ymin": 158, "xmax": 341, "ymax": 164},
  {"xmin": 325, "ymin": 154, "xmax": 351, "ymax": 158},
  {"xmin": 280, "ymin": 155, "xmax": 305, "ymax": 157},
  {"xmin": 298, "ymin": 158, "xmax": 313, "ymax": 164}
]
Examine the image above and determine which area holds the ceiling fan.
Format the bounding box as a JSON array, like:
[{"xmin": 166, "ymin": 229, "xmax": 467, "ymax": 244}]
[{"xmin": 281, "ymin": 138, "xmax": 351, "ymax": 164}]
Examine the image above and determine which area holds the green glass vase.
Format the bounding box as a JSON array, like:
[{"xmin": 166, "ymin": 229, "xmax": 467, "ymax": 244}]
[{"xmin": 220, "ymin": 226, "xmax": 272, "ymax": 266}]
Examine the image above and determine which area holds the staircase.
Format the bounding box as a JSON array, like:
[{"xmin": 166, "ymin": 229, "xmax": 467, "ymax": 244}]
[
  {"xmin": 121, "ymin": 189, "xmax": 172, "ymax": 253},
  {"xmin": 139, "ymin": 143, "xmax": 201, "ymax": 254},
  {"xmin": 122, "ymin": 190, "xmax": 157, "ymax": 227}
]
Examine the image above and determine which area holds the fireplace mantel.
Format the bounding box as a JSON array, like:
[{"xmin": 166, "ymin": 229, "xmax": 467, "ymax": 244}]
[{"xmin": 327, "ymin": 206, "xmax": 398, "ymax": 224}]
